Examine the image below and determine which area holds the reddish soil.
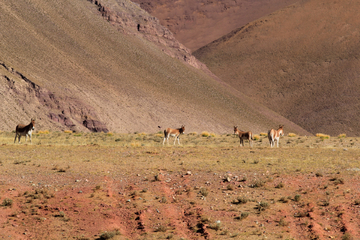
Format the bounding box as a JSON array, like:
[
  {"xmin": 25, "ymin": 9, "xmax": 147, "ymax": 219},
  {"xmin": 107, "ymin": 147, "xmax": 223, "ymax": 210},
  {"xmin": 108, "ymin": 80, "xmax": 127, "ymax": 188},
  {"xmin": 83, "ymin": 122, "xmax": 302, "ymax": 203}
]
[{"xmin": 1, "ymin": 153, "xmax": 360, "ymax": 239}]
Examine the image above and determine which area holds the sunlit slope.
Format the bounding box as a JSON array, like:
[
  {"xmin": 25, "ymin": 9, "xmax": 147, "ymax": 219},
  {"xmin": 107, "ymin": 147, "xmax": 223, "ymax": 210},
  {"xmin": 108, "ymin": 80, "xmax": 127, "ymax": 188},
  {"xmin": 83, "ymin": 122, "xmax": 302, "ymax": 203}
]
[
  {"xmin": 194, "ymin": 0, "xmax": 360, "ymax": 136},
  {"xmin": 0, "ymin": 0, "xmax": 309, "ymax": 135}
]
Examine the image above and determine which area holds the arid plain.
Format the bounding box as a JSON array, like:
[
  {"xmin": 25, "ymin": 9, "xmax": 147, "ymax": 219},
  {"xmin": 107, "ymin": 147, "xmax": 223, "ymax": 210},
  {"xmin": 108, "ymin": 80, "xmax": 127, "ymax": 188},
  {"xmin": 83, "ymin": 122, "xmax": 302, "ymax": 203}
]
[
  {"xmin": 1, "ymin": 0, "xmax": 360, "ymax": 239},
  {"xmin": 1, "ymin": 131, "xmax": 360, "ymax": 239}
]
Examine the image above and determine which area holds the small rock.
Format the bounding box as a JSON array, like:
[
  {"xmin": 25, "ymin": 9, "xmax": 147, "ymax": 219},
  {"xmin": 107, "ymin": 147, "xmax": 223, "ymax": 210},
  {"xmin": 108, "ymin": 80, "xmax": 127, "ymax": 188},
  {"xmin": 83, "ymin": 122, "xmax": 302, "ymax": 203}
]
[{"xmin": 186, "ymin": 171, "xmax": 192, "ymax": 175}]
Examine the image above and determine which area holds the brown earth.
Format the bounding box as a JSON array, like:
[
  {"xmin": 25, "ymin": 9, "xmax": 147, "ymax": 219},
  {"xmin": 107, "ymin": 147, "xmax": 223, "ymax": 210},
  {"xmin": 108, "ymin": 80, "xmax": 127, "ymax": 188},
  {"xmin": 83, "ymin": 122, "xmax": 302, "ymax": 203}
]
[
  {"xmin": 0, "ymin": 0, "xmax": 309, "ymax": 135},
  {"xmin": 0, "ymin": 132, "xmax": 360, "ymax": 239},
  {"xmin": 194, "ymin": 0, "xmax": 360, "ymax": 136},
  {"xmin": 131, "ymin": 0, "xmax": 300, "ymax": 52}
]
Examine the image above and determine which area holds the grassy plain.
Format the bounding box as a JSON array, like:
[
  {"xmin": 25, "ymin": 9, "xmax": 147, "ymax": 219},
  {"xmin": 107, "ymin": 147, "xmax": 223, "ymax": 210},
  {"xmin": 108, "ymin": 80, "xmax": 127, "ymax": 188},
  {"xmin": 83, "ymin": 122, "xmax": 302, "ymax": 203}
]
[{"xmin": 0, "ymin": 131, "xmax": 360, "ymax": 239}]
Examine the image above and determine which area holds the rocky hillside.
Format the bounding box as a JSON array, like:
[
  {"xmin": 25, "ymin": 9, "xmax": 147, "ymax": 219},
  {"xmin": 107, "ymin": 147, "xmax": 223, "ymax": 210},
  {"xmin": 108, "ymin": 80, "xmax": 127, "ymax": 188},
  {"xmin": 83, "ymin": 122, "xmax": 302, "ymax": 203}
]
[
  {"xmin": 0, "ymin": 0, "xmax": 309, "ymax": 135},
  {"xmin": 131, "ymin": 0, "xmax": 299, "ymax": 51},
  {"xmin": 194, "ymin": 0, "xmax": 360, "ymax": 136}
]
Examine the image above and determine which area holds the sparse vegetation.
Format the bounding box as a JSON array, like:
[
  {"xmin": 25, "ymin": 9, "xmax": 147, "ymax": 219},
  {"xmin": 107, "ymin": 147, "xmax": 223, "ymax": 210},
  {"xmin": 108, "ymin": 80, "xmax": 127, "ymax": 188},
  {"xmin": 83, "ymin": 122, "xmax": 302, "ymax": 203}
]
[
  {"xmin": 256, "ymin": 201, "xmax": 269, "ymax": 211},
  {"xmin": 316, "ymin": 133, "xmax": 330, "ymax": 139},
  {"xmin": 294, "ymin": 211, "xmax": 309, "ymax": 218},
  {"xmin": 234, "ymin": 212, "xmax": 249, "ymax": 220},
  {"xmin": 199, "ymin": 187, "xmax": 209, "ymax": 197},
  {"xmin": 278, "ymin": 217, "xmax": 289, "ymax": 226},
  {"xmin": 1, "ymin": 198, "xmax": 13, "ymax": 207},
  {"xmin": 37, "ymin": 130, "xmax": 50, "ymax": 135},
  {"xmin": 232, "ymin": 196, "xmax": 248, "ymax": 205},
  {"xmin": 154, "ymin": 225, "xmax": 167, "ymax": 232},
  {"xmin": 2, "ymin": 0, "xmax": 360, "ymax": 239},
  {"xmin": 0, "ymin": 132, "xmax": 359, "ymax": 239},
  {"xmin": 250, "ymin": 179, "xmax": 265, "ymax": 188},
  {"xmin": 294, "ymin": 194, "xmax": 301, "ymax": 202},
  {"xmin": 98, "ymin": 230, "xmax": 121, "ymax": 239},
  {"xmin": 201, "ymin": 131, "xmax": 210, "ymax": 137},
  {"xmin": 208, "ymin": 221, "xmax": 222, "ymax": 231},
  {"xmin": 279, "ymin": 197, "xmax": 289, "ymax": 203}
]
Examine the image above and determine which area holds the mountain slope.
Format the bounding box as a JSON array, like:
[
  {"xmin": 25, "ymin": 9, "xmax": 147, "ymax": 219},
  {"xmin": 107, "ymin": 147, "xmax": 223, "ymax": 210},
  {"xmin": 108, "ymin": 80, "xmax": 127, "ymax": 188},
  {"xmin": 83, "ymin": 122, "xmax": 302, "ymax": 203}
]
[
  {"xmin": 194, "ymin": 0, "xmax": 360, "ymax": 136},
  {"xmin": 131, "ymin": 0, "xmax": 300, "ymax": 51},
  {"xmin": 0, "ymin": 0, "xmax": 309, "ymax": 135}
]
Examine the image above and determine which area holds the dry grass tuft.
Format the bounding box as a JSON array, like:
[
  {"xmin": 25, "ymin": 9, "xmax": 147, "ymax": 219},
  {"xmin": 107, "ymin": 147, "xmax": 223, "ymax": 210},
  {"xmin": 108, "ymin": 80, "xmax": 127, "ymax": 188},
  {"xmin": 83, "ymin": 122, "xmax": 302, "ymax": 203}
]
[
  {"xmin": 253, "ymin": 135, "xmax": 260, "ymax": 140},
  {"xmin": 37, "ymin": 130, "xmax": 50, "ymax": 135},
  {"xmin": 316, "ymin": 133, "xmax": 330, "ymax": 139},
  {"xmin": 338, "ymin": 134, "xmax": 346, "ymax": 138},
  {"xmin": 64, "ymin": 130, "xmax": 72, "ymax": 134},
  {"xmin": 201, "ymin": 131, "xmax": 210, "ymax": 137},
  {"xmin": 188, "ymin": 132, "xmax": 198, "ymax": 135},
  {"xmin": 130, "ymin": 142, "xmax": 142, "ymax": 147},
  {"xmin": 234, "ymin": 212, "xmax": 249, "ymax": 220},
  {"xmin": 260, "ymin": 132, "xmax": 268, "ymax": 136},
  {"xmin": 1, "ymin": 198, "xmax": 13, "ymax": 207},
  {"xmin": 288, "ymin": 133, "xmax": 297, "ymax": 137}
]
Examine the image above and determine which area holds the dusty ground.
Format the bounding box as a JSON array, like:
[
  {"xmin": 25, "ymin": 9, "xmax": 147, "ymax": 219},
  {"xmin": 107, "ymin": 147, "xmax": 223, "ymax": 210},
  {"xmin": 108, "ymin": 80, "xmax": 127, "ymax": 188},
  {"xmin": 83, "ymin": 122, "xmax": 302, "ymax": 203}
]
[{"xmin": 0, "ymin": 131, "xmax": 360, "ymax": 239}]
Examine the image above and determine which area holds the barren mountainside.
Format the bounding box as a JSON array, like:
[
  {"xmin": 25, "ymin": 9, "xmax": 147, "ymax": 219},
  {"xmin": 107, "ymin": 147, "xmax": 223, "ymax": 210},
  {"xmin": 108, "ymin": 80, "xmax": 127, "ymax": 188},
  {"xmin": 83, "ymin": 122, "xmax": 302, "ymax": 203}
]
[
  {"xmin": 131, "ymin": 0, "xmax": 300, "ymax": 51},
  {"xmin": 194, "ymin": 0, "xmax": 360, "ymax": 136},
  {"xmin": 0, "ymin": 0, "xmax": 309, "ymax": 135}
]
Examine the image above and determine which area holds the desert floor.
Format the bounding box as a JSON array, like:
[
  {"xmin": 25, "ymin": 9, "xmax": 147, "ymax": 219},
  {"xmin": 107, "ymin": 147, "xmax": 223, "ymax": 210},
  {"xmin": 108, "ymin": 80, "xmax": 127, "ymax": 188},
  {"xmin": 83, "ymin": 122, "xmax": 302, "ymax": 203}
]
[{"xmin": 0, "ymin": 131, "xmax": 359, "ymax": 239}]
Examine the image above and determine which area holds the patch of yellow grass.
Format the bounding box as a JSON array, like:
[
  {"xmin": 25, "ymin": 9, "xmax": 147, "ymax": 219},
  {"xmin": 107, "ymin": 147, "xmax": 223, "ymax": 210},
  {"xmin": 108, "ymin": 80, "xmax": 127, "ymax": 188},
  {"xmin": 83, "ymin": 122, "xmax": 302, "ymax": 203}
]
[
  {"xmin": 188, "ymin": 132, "xmax": 198, "ymax": 136},
  {"xmin": 130, "ymin": 142, "xmax": 141, "ymax": 147},
  {"xmin": 138, "ymin": 132, "xmax": 147, "ymax": 136},
  {"xmin": 38, "ymin": 130, "xmax": 50, "ymax": 134},
  {"xmin": 316, "ymin": 133, "xmax": 330, "ymax": 139},
  {"xmin": 155, "ymin": 133, "xmax": 163, "ymax": 137},
  {"xmin": 253, "ymin": 135, "xmax": 260, "ymax": 141},
  {"xmin": 107, "ymin": 132, "xmax": 114, "ymax": 136},
  {"xmin": 201, "ymin": 131, "xmax": 210, "ymax": 137},
  {"xmin": 288, "ymin": 133, "xmax": 297, "ymax": 137},
  {"xmin": 210, "ymin": 133, "xmax": 216, "ymax": 137},
  {"xmin": 64, "ymin": 130, "xmax": 72, "ymax": 134},
  {"xmin": 260, "ymin": 132, "xmax": 268, "ymax": 137},
  {"xmin": 338, "ymin": 134, "xmax": 346, "ymax": 138}
]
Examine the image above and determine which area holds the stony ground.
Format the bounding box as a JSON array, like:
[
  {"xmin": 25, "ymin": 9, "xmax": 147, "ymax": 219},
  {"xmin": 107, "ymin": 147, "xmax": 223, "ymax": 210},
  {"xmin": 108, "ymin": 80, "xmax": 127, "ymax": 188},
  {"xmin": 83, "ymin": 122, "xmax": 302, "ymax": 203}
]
[{"xmin": 0, "ymin": 132, "xmax": 359, "ymax": 239}]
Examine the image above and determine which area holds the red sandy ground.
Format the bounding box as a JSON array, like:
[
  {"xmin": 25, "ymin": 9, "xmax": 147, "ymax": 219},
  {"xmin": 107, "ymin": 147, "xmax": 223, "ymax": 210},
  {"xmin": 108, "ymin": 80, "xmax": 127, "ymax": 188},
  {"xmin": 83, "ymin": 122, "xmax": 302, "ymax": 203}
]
[{"xmin": 1, "ymin": 167, "xmax": 360, "ymax": 239}]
